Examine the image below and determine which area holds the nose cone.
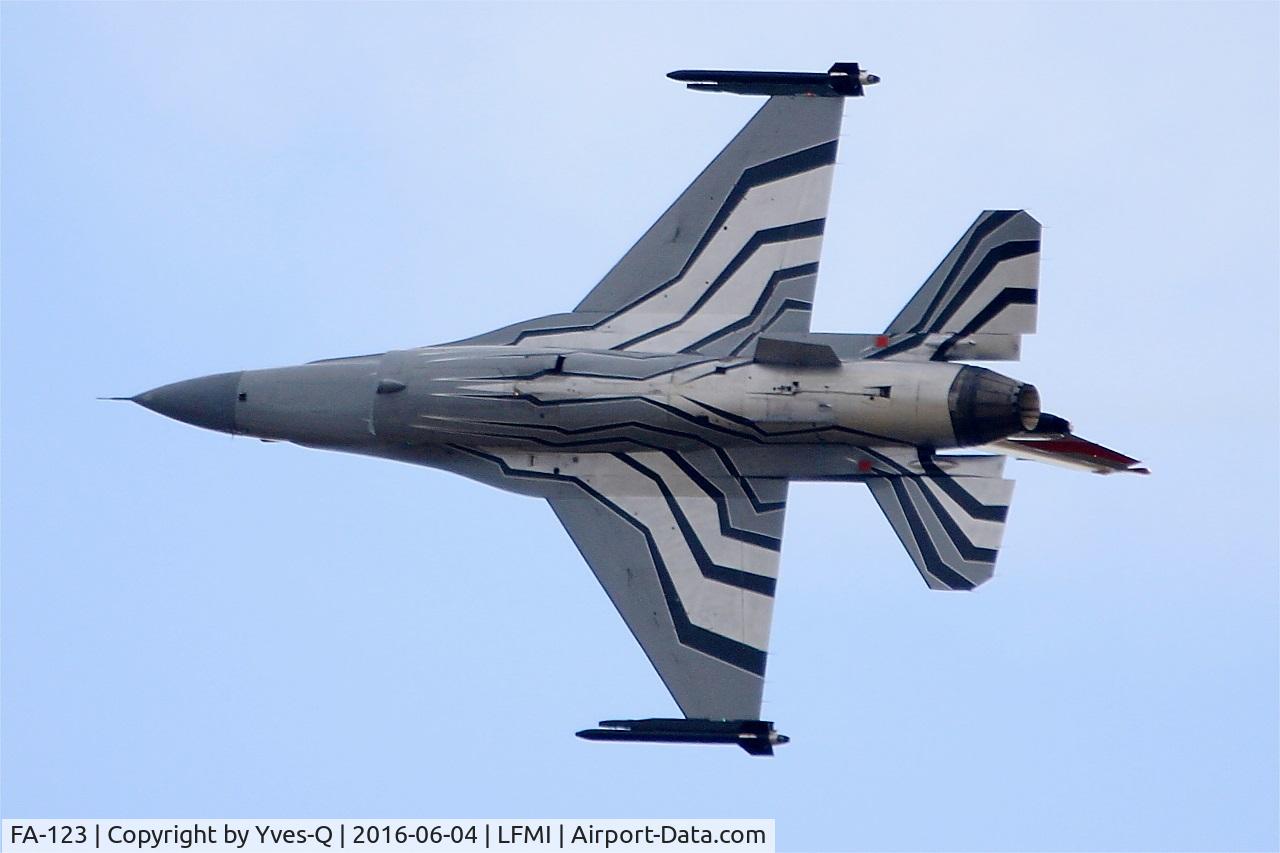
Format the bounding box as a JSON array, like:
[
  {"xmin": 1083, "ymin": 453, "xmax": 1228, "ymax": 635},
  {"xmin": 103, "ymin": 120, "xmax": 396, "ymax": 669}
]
[{"xmin": 133, "ymin": 371, "xmax": 243, "ymax": 434}]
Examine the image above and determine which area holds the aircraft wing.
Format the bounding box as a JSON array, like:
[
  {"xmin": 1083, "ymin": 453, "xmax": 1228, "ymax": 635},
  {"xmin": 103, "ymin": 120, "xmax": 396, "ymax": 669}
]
[
  {"xmin": 445, "ymin": 445, "xmax": 786, "ymax": 720},
  {"xmin": 456, "ymin": 95, "xmax": 844, "ymax": 357}
]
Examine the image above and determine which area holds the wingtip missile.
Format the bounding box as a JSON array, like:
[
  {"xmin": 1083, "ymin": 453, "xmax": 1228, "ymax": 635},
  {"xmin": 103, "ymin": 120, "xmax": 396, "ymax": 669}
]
[
  {"xmin": 668, "ymin": 62, "xmax": 879, "ymax": 97},
  {"xmin": 576, "ymin": 718, "xmax": 788, "ymax": 756}
]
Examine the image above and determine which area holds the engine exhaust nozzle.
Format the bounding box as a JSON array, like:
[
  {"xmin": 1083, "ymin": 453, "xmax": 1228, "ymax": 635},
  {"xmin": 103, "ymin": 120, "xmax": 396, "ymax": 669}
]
[{"xmin": 948, "ymin": 366, "xmax": 1040, "ymax": 446}]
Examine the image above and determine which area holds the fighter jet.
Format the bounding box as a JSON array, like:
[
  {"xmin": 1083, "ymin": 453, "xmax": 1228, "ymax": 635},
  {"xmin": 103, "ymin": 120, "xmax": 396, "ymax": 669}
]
[{"xmin": 120, "ymin": 64, "xmax": 1145, "ymax": 755}]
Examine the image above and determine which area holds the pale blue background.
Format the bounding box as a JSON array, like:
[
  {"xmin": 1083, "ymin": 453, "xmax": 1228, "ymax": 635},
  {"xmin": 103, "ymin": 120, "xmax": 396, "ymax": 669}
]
[{"xmin": 3, "ymin": 3, "xmax": 1277, "ymax": 851}]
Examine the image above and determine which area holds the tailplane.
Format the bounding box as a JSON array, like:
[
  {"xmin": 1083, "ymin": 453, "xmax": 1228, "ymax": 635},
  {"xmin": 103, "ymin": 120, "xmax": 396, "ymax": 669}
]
[
  {"xmin": 868, "ymin": 210, "xmax": 1041, "ymax": 363},
  {"xmin": 866, "ymin": 454, "xmax": 1014, "ymax": 590}
]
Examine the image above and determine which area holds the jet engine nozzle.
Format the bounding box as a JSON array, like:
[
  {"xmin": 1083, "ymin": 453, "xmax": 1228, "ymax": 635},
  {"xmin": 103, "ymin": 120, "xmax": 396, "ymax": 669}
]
[{"xmin": 947, "ymin": 366, "xmax": 1040, "ymax": 446}]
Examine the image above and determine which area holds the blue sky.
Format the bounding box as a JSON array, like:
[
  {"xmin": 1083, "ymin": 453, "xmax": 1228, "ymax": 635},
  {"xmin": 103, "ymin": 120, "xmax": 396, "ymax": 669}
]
[{"xmin": 3, "ymin": 3, "xmax": 1277, "ymax": 851}]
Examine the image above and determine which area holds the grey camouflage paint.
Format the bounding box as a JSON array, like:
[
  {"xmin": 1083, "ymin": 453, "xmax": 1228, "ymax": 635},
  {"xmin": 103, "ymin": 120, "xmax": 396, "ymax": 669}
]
[{"xmin": 128, "ymin": 76, "xmax": 1125, "ymax": 727}]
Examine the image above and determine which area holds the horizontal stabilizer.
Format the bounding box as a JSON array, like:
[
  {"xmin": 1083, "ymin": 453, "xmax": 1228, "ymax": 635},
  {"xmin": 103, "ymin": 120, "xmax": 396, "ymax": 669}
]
[
  {"xmin": 870, "ymin": 211, "xmax": 1040, "ymax": 362},
  {"xmin": 669, "ymin": 63, "xmax": 879, "ymax": 98},
  {"xmin": 867, "ymin": 459, "xmax": 1014, "ymax": 590},
  {"xmin": 576, "ymin": 718, "xmax": 787, "ymax": 756}
]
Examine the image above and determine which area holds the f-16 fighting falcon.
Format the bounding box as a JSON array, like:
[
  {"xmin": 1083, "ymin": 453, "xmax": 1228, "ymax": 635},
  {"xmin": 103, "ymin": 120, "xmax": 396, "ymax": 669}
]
[{"xmin": 119, "ymin": 63, "xmax": 1146, "ymax": 755}]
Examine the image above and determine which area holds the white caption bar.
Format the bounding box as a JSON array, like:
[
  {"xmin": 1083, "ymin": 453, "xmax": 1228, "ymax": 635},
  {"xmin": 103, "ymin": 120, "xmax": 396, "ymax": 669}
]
[{"xmin": 3, "ymin": 821, "xmax": 773, "ymax": 853}]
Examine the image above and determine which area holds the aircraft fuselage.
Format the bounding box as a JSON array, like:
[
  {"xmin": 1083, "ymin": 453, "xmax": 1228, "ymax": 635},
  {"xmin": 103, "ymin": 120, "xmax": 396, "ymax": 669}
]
[{"xmin": 136, "ymin": 346, "xmax": 1040, "ymax": 473}]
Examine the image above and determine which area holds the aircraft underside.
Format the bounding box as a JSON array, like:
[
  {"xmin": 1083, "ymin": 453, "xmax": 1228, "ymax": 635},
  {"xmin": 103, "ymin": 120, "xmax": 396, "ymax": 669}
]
[{"xmin": 120, "ymin": 63, "xmax": 1145, "ymax": 756}]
